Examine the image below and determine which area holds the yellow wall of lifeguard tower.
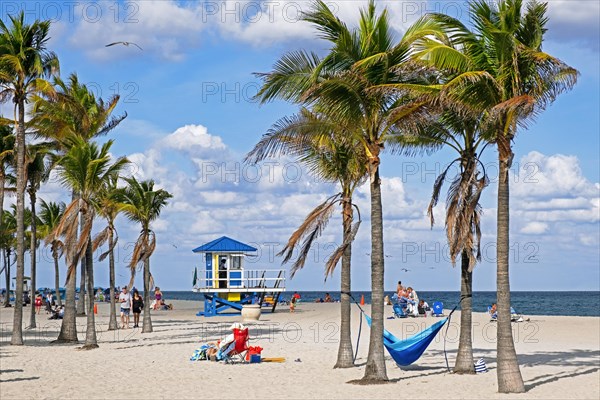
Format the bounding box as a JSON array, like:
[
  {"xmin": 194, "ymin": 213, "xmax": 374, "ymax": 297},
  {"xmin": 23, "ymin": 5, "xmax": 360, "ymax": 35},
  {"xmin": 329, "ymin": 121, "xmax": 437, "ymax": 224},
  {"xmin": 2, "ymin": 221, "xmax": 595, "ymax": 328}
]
[{"xmin": 212, "ymin": 254, "xmax": 241, "ymax": 302}]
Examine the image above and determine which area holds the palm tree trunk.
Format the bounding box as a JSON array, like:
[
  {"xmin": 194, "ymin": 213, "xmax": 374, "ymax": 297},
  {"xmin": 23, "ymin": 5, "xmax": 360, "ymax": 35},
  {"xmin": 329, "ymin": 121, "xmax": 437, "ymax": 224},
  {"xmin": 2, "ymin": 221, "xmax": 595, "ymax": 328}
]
[
  {"xmin": 55, "ymin": 269, "xmax": 78, "ymax": 343},
  {"xmin": 107, "ymin": 228, "xmax": 117, "ymax": 331},
  {"xmin": 11, "ymin": 99, "xmax": 26, "ymax": 346},
  {"xmin": 0, "ymin": 167, "xmax": 5, "ymax": 234},
  {"xmin": 3, "ymin": 250, "xmax": 10, "ymax": 307},
  {"xmin": 141, "ymin": 255, "xmax": 152, "ymax": 333},
  {"xmin": 496, "ymin": 148, "xmax": 525, "ymax": 393},
  {"xmin": 335, "ymin": 197, "xmax": 354, "ymax": 368},
  {"xmin": 82, "ymin": 236, "xmax": 98, "ymax": 349},
  {"xmin": 362, "ymin": 167, "xmax": 388, "ymax": 382},
  {"xmin": 454, "ymin": 250, "xmax": 474, "ymax": 373},
  {"xmin": 76, "ymin": 222, "xmax": 86, "ymax": 316},
  {"xmin": 55, "ymin": 190, "xmax": 79, "ymax": 343},
  {"xmin": 53, "ymin": 250, "xmax": 62, "ymax": 307},
  {"xmin": 28, "ymin": 189, "xmax": 37, "ymax": 329}
]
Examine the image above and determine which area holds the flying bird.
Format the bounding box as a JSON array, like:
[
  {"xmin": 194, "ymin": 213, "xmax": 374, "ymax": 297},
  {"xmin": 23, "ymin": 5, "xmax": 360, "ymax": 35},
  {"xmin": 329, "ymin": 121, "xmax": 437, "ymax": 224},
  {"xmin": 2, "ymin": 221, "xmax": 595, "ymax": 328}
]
[
  {"xmin": 400, "ymin": 268, "xmax": 410, "ymax": 272},
  {"xmin": 172, "ymin": 244, "xmax": 178, "ymax": 249},
  {"xmin": 105, "ymin": 41, "xmax": 143, "ymax": 50}
]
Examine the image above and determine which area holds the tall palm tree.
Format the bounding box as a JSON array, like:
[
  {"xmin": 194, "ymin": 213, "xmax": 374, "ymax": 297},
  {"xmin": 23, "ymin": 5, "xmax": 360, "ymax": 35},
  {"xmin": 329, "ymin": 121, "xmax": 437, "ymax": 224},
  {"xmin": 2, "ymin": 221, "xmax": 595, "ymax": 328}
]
[
  {"xmin": 32, "ymin": 73, "xmax": 125, "ymax": 341},
  {"xmin": 52, "ymin": 138, "xmax": 129, "ymax": 349},
  {"xmin": 254, "ymin": 0, "xmax": 430, "ymax": 381},
  {"xmin": 25, "ymin": 145, "xmax": 51, "ymax": 329},
  {"xmin": 405, "ymin": 0, "xmax": 578, "ymax": 391},
  {"xmin": 0, "ymin": 11, "xmax": 59, "ymax": 345},
  {"xmin": 117, "ymin": 177, "xmax": 172, "ymax": 333},
  {"xmin": 1, "ymin": 208, "xmax": 16, "ymax": 307},
  {"xmin": 93, "ymin": 176, "xmax": 122, "ymax": 331},
  {"xmin": 246, "ymin": 108, "xmax": 368, "ymax": 368},
  {"xmin": 0, "ymin": 123, "xmax": 14, "ymax": 233},
  {"xmin": 39, "ymin": 200, "xmax": 65, "ymax": 307}
]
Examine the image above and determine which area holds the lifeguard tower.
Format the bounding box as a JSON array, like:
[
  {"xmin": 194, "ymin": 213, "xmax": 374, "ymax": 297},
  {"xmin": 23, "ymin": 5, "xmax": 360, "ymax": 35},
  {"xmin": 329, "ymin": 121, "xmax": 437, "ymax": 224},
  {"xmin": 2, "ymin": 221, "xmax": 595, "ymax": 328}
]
[{"xmin": 192, "ymin": 236, "xmax": 286, "ymax": 317}]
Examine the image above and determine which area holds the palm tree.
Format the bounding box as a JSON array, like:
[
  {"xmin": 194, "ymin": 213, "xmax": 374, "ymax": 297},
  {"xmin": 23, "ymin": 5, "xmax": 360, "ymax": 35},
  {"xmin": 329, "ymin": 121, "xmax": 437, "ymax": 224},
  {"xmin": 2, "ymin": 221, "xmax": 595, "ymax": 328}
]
[
  {"xmin": 254, "ymin": 0, "xmax": 431, "ymax": 381},
  {"xmin": 405, "ymin": 0, "xmax": 578, "ymax": 391},
  {"xmin": 32, "ymin": 73, "xmax": 125, "ymax": 341},
  {"xmin": 39, "ymin": 200, "xmax": 65, "ymax": 307},
  {"xmin": 0, "ymin": 11, "xmax": 59, "ymax": 345},
  {"xmin": 93, "ymin": 176, "xmax": 122, "ymax": 331},
  {"xmin": 117, "ymin": 177, "xmax": 172, "ymax": 333},
  {"xmin": 0, "ymin": 123, "xmax": 14, "ymax": 233},
  {"xmin": 246, "ymin": 108, "xmax": 367, "ymax": 368},
  {"xmin": 1, "ymin": 208, "xmax": 16, "ymax": 307},
  {"xmin": 52, "ymin": 138, "xmax": 129, "ymax": 349},
  {"xmin": 25, "ymin": 145, "xmax": 51, "ymax": 329}
]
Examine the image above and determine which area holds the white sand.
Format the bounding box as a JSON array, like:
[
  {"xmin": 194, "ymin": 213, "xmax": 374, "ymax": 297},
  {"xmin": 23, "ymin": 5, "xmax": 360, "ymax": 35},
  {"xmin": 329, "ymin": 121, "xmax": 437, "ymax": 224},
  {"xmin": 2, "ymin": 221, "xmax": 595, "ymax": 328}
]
[{"xmin": 1, "ymin": 300, "xmax": 599, "ymax": 399}]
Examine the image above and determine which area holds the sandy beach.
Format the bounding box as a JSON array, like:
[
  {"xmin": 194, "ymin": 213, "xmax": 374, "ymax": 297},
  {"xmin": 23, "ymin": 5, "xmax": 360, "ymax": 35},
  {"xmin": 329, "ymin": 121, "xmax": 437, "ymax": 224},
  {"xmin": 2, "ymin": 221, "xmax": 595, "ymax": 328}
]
[{"xmin": 1, "ymin": 300, "xmax": 599, "ymax": 400}]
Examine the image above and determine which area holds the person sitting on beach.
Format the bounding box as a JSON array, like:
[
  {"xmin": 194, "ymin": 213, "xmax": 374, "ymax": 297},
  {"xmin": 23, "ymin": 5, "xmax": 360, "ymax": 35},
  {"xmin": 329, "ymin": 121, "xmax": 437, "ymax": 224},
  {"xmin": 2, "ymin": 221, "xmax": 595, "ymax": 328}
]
[
  {"xmin": 324, "ymin": 293, "xmax": 333, "ymax": 303},
  {"xmin": 314, "ymin": 297, "xmax": 324, "ymax": 303},
  {"xmin": 49, "ymin": 305, "xmax": 64, "ymax": 319},
  {"xmin": 153, "ymin": 287, "xmax": 163, "ymax": 310},
  {"xmin": 418, "ymin": 299, "xmax": 430, "ymax": 316},
  {"xmin": 406, "ymin": 287, "xmax": 419, "ymax": 316},
  {"xmin": 159, "ymin": 299, "xmax": 173, "ymax": 310},
  {"xmin": 489, "ymin": 303, "xmax": 498, "ymax": 320}
]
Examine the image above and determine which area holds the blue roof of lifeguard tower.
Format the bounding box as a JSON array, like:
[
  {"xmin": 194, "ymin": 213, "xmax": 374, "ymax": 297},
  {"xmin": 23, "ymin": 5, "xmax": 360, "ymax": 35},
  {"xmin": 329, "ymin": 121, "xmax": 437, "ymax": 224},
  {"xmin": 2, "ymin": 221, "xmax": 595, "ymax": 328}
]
[{"xmin": 192, "ymin": 236, "xmax": 257, "ymax": 253}]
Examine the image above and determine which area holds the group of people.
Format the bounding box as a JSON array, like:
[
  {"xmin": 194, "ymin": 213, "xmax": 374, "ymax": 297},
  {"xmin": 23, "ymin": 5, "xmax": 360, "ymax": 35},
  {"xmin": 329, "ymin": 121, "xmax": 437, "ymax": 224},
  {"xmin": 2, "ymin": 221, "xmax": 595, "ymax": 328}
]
[
  {"xmin": 388, "ymin": 281, "xmax": 430, "ymax": 317},
  {"xmin": 314, "ymin": 293, "xmax": 335, "ymax": 303},
  {"xmin": 118, "ymin": 286, "xmax": 173, "ymax": 329}
]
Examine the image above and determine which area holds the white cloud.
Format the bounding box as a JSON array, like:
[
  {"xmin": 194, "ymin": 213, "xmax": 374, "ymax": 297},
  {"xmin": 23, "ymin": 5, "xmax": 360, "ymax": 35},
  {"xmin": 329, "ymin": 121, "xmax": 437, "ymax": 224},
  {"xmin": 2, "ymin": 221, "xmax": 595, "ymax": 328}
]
[
  {"xmin": 61, "ymin": 0, "xmax": 425, "ymax": 62},
  {"xmin": 161, "ymin": 124, "xmax": 226, "ymax": 153},
  {"xmin": 547, "ymin": 0, "xmax": 600, "ymax": 50},
  {"xmin": 520, "ymin": 221, "xmax": 548, "ymax": 234}
]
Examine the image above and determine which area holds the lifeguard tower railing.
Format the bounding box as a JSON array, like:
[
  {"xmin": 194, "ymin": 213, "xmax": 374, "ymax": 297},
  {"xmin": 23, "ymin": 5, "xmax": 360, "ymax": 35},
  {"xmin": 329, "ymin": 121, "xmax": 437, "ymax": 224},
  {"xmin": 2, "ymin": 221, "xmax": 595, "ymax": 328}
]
[{"xmin": 192, "ymin": 269, "xmax": 286, "ymax": 293}]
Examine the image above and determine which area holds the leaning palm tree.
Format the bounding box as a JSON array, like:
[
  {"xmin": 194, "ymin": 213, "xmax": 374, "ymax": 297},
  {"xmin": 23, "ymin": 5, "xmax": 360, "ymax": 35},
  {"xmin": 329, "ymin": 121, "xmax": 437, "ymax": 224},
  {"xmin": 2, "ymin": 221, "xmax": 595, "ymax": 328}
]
[
  {"xmin": 92, "ymin": 176, "xmax": 123, "ymax": 331},
  {"xmin": 254, "ymin": 0, "xmax": 431, "ymax": 381},
  {"xmin": 117, "ymin": 177, "xmax": 172, "ymax": 333},
  {"xmin": 406, "ymin": 0, "xmax": 578, "ymax": 391},
  {"xmin": 39, "ymin": 200, "xmax": 66, "ymax": 307},
  {"xmin": 246, "ymin": 108, "xmax": 368, "ymax": 368},
  {"xmin": 32, "ymin": 73, "xmax": 125, "ymax": 340},
  {"xmin": 52, "ymin": 138, "xmax": 129, "ymax": 348},
  {"xmin": 0, "ymin": 11, "xmax": 59, "ymax": 345}
]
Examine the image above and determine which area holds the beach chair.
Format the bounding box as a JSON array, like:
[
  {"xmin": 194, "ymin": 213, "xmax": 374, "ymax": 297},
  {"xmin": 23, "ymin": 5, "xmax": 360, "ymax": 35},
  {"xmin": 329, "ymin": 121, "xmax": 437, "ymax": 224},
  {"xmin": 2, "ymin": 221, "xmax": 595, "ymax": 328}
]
[
  {"xmin": 224, "ymin": 328, "xmax": 249, "ymax": 363},
  {"xmin": 432, "ymin": 301, "xmax": 444, "ymax": 317},
  {"xmin": 393, "ymin": 303, "xmax": 407, "ymax": 318}
]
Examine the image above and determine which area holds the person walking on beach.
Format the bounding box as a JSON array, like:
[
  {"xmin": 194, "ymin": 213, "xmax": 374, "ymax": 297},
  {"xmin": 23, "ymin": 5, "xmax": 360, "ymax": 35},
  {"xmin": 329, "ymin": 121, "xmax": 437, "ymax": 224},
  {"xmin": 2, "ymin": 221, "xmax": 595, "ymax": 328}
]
[
  {"xmin": 132, "ymin": 289, "xmax": 144, "ymax": 328},
  {"xmin": 119, "ymin": 287, "xmax": 132, "ymax": 329},
  {"xmin": 290, "ymin": 295, "xmax": 297, "ymax": 313},
  {"xmin": 34, "ymin": 293, "xmax": 43, "ymax": 314}
]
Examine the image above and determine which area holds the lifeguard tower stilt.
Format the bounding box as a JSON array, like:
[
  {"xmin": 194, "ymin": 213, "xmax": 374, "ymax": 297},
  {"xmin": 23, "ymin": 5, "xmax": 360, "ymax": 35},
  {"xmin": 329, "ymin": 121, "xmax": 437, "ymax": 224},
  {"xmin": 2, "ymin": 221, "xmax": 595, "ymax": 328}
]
[{"xmin": 192, "ymin": 236, "xmax": 286, "ymax": 317}]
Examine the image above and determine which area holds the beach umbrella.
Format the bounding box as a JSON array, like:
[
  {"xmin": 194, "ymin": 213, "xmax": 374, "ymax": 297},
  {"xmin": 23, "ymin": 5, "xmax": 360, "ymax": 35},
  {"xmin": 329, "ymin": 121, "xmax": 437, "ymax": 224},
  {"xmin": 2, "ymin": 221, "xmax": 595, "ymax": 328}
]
[{"xmin": 192, "ymin": 267, "xmax": 198, "ymax": 287}]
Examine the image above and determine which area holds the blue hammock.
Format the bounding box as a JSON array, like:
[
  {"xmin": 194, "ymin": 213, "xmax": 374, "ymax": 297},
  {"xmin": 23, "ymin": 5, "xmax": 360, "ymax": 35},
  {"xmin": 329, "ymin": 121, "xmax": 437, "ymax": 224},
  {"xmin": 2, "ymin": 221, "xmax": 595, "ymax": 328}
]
[{"xmin": 364, "ymin": 315, "xmax": 448, "ymax": 366}]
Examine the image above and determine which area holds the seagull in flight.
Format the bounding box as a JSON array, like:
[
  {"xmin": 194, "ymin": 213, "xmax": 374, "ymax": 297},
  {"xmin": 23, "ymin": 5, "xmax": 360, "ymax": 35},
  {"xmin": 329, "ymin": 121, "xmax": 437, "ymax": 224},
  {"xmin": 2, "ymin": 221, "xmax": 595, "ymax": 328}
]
[
  {"xmin": 105, "ymin": 41, "xmax": 143, "ymax": 50},
  {"xmin": 172, "ymin": 244, "xmax": 178, "ymax": 249},
  {"xmin": 400, "ymin": 268, "xmax": 410, "ymax": 272}
]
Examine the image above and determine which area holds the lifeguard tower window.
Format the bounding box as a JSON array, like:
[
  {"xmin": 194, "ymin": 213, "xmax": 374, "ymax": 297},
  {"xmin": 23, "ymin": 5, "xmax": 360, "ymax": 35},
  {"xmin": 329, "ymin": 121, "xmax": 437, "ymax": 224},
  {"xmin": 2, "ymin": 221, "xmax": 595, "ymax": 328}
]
[{"xmin": 231, "ymin": 255, "xmax": 242, "ymax": 270}]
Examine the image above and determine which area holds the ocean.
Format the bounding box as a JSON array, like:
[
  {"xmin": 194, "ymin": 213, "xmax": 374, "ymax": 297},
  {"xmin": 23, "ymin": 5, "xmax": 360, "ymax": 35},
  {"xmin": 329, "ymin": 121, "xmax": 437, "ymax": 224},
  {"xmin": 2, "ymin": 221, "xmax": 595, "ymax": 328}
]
[{"xmin": 161, "ymin": 290, "xmax": 600, "ymax": 317}]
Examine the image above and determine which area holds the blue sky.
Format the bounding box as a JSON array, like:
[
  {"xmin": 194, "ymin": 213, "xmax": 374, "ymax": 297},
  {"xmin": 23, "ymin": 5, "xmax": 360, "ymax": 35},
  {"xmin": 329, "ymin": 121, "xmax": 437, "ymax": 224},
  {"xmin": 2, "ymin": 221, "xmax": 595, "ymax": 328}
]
[{"xmin": 1, "ymin": 1, "xmax": 599, "ymax": 293}]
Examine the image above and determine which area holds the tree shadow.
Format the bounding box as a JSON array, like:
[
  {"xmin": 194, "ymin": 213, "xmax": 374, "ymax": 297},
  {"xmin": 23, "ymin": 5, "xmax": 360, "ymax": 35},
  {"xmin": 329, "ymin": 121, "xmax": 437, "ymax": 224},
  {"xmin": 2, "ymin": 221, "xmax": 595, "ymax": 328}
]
[
  {"xmin": 0, "ymin": 376, "xmax": 40, "ymax": 383},
  {"xmin": 0, "ymin": 369, "xmax": 23, "ymax": 374},
  {"xmin": 525, "ymin": 367, "xmax": 599, "ymax": 391}
]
